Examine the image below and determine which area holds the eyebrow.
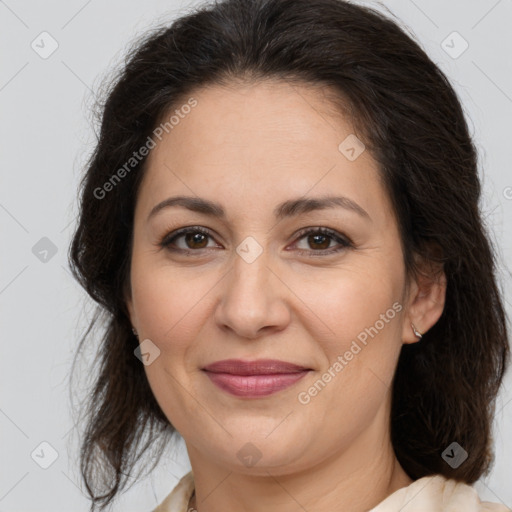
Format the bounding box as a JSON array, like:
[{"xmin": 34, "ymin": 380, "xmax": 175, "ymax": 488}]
[{"xmin": 147, "ymin": 194, "xmax": 371, "ymax": 222}]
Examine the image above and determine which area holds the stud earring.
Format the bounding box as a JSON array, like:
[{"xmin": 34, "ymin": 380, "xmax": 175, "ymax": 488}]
[
  {"xmin": 132, "ymin": 327, "xmax": 139, "ymax": 338},
  {"xmin": 411, "ymin": 323, "xmax": 423, "ymax": 340}
]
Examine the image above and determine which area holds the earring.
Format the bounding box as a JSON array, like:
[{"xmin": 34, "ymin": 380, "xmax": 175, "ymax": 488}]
[
  {"xmin": 411, "ymin": 323, "xmax": 423, "ymax": 340},
  {"xmin": 132, "ymin": 327, "xmax": 139, "ymax": 338}
]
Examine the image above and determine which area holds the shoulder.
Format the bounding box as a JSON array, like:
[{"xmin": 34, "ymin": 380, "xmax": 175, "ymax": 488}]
[
  {"xmin": 370, "ymin": 474, "xmax": 511, "ymax": 512},
  {"xmin": 152, "ymin": 471, "xmax": 510, "ymax": 512},
  {"xmin": 153, "ymin": 471, "xmax": 195, "ymax": 512}
]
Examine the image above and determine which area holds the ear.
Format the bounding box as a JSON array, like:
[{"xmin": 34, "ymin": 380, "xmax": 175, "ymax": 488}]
[
  {"xmin": 124, "ymin": 280, "xmax": 137, "ymax": 332},
  {"xmin": 401, "ymin": 252, "xmax": 447, "ymax": 344}
]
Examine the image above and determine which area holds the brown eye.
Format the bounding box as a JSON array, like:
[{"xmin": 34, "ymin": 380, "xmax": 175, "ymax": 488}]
[
  {"xmin": 160, "ymin": 226, "xmax": 218, "ymax": 252},
  {"xmin": 160, "ymin": 225, "xmax": 352, "ymax": 257},
  {"xmin": 183, "ymin": 231, "xmax": 209, "ymax": 249},
  {"xmin": 306, "ymin": 233, "xmax": 331, "ymax": 250},
  {"xmin": 292, "ymin": 227, "xmax": 353, "ymax": 256}
]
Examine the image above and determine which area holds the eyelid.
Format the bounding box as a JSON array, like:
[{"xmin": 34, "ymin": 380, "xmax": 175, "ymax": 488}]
[
  {"xmin": 159, "ymin": 225, "xmax": 353, "ymax": 255},
  {"xmin": 291, "ymin": 226, "xmax": 353, "ymax": 247},
  {"xmin": 160, "ymin": 225, "xmax": 219, "ymax": 250}
]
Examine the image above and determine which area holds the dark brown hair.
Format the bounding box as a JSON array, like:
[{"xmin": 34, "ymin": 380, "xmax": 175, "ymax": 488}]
[{"xmin": 69, "ymin": 0, "xmax": 510, "ymax": 509}]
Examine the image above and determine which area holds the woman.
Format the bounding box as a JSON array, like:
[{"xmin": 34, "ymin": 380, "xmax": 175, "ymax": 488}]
[{"xmin": 69, "ymin": 0, "xmax": 511, "ymax": 511}]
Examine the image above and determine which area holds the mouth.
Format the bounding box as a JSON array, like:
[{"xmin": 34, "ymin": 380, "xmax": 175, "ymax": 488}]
[{"xmin": 201, "ymin": 359, "xmax": 312, "ymax": 398}]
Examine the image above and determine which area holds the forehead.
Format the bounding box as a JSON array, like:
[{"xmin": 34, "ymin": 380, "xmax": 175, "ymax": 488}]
[
  {"xmin": 151, "ymin": 79, "xmax": 355, "ymax": 161},
  {"xmin": 136, "ymin": 80, "xmax": 393, "ymax": 227}
]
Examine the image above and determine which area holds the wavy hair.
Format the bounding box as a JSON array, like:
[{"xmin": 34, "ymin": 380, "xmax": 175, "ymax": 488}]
[{"xmin": 68, "ymin": 0, "xmax": 510, "ymax": 509}]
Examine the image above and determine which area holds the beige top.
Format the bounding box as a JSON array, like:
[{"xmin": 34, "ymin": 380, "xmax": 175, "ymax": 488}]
[{"xmin": 153, "ymin": 471, "xmax": 511, "ymax": 512}]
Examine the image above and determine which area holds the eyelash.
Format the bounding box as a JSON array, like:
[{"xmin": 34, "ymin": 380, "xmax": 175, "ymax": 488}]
[{"xmin": 159, "ymin": 225, "xmax": 353, "ymax": 257}]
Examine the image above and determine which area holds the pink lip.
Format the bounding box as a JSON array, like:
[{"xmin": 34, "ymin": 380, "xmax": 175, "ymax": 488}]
[{"xmin": 202, "ymin": 359, "xmax": 311, "ymax": 398}]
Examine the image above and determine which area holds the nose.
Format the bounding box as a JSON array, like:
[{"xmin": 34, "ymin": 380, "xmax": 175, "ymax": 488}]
[{"xmin": 214, "ymin": 248, "xmax": 291, "ymax": 340}]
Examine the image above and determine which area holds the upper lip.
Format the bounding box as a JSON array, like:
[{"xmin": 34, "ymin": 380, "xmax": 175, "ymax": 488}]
[{"xmin": 202, "ymin": 359, "xmax": 311, "ymax": 375}]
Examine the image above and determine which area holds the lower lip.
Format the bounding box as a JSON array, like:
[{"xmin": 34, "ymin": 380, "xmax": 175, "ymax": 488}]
[{"xmin": 203, "ymin": 370, "xmax": 310, "ymax": 397}]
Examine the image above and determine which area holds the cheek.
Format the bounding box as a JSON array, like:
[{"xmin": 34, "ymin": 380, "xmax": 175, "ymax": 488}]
[
  {"xmin": 294, "ymin": 262, "xmax": 404, "ymax": 400},
  {"xmin": 130, "ymin": 262, "xmax": 209, "ymax": 430},
  {"xmin": 130, "ymin": 258, "xmax": 204, "ymax": 345},
  {"xmin": 296, "ymin": 274, "xmax": 403, "ymax": 430},
  {"xmin": 295, "ymin": 264, "xmax": 403, "ymax": 343}
]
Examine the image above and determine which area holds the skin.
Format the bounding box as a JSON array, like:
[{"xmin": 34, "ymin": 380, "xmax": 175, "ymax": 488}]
[{"xmin": 126, "ymin": 79, "xmax": 446, "ymax": 512}]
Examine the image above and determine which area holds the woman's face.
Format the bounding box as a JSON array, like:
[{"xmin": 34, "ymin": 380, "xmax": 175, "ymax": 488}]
[{"xmin": 127, "ymin": 80, "xmax": 428, "ymax": 475}]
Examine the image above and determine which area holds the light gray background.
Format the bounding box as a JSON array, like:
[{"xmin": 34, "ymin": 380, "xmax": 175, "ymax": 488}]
[{"xmin": 1, "ymin": 0, "xmax": 511, "ymax": 510}]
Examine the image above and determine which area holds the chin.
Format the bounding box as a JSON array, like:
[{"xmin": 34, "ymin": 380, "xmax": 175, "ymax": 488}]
[{"xmin": 223, "ymin": 432, "xmax": 311, "ymax": 472}]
